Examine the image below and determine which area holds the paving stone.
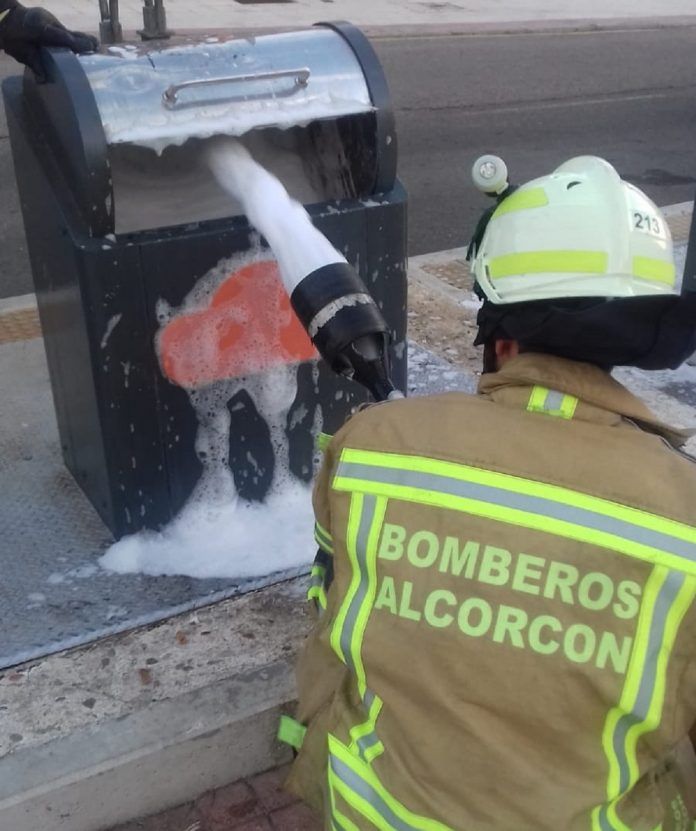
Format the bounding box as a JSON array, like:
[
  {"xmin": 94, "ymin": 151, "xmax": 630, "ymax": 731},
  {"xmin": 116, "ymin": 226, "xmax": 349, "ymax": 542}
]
[
  {"xmin": 269, "ymin": 801, "xmax": 323, "ymax": 831},
  {"xmin": 0, "ymin": 306, "xmax": 41, "ymax": 343},
  {"xmin": 247, "ymin": 764, "xmax": 296, "ymax": 813},
  {"xmin": 110, "ymin": 801, "xmax": 201, "ymax": 831},
  {"xmin": 196, "ymin": 780, "xmax": 261, "ymax": 829},
  {"xmin": 226, "ymin": 818, "xmax": 274, "ymax": 831},
  {"xmin": 421, "ymin": 258, "xmax": 472, "ymax": 292},
  {"xmin": 106, "ymin": 763, "xmax": 323, "ymax": 831}
]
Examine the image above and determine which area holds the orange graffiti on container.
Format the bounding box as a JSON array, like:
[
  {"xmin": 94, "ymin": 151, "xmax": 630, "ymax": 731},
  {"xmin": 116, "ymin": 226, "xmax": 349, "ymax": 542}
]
[{"xmin": 158, "ymin": 261, "xmax": 317, "ymax": 389}]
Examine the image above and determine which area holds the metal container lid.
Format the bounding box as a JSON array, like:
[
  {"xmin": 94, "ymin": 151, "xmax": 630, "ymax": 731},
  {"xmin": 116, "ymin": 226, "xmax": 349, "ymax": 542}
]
[{"xmin": 78, "ymin": 29, "xmax": 375, "ymax": 153}]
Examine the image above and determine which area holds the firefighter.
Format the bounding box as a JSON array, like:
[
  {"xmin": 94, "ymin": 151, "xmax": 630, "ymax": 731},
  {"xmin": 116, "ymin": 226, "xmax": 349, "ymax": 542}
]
[
  {"xmin": 0, "ymin": 1, "xmax": 97, "ymax": 81},
  {"xmin": 281, "ymin": 156, "xmax": 696, "ymax": 830}
]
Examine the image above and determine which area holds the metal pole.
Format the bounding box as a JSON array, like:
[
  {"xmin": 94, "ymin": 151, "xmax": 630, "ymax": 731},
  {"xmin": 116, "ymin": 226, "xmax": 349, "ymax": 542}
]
[
  {"xmin": 139, "ymin": 0, "xmax": 172, "ymax": 40},
  {"xmin": 98, "ymin": 0, "xmax": 123, "ymax": 44}
]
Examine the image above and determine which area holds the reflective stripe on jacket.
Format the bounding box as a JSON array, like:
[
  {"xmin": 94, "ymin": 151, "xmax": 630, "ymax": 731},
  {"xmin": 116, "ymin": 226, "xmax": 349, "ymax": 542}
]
[{"xmin": 287, "ymin": 353, "xmax": 696, "ymax": 831}]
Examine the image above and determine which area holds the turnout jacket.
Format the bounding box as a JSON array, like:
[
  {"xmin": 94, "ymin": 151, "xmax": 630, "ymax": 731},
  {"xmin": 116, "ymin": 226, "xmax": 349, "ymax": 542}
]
[{"xmin": 286, "ymin": 353, "xmax": 696, "ymax": 831}]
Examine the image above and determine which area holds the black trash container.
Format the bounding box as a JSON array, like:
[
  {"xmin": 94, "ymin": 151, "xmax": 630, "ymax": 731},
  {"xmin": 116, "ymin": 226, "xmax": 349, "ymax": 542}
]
[{"xmin": 3, "ymin": 23, "xmax": 407, "ymax": 539}]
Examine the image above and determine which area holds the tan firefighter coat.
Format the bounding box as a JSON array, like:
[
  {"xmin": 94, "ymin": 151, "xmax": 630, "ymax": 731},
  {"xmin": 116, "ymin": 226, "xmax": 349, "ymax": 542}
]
[{"xmin": 285, "ymin": 353, "xmax": 696, "ymax": 831}]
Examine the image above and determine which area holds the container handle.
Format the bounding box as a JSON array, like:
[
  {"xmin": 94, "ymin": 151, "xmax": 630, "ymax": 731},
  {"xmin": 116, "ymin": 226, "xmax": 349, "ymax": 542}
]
[{"xmin": 162, "ymin": 68, "xmax": 311, "ymax": 109}]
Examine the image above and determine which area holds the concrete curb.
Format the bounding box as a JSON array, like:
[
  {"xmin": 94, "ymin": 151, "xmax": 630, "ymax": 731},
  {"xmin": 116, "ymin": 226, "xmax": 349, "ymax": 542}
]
[
  {"xmin": 362, "ymin": 16, "xmax": 696, "ymax": 38},
  {"xmin": 118, "ymin": 16, "xmax": 696, "ymax": 42},
  {"xmin": 0, "ymin": 292, "xmax": 36, "ymax": 314},
  {"xmin": 1, "ymin": 664, "xmax": 293, "ymax": 831},
  {"xmin": 0, "ymin": 580, "xmax": 309, "ymax": 831}
]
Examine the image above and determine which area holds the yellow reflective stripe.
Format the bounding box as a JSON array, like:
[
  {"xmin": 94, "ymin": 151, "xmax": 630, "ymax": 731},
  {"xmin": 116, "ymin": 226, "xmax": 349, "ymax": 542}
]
[
  {"xmin": 315, "ymin": 521, "xmax": 334, "ymax": 554},
  {"xmin": 333, "ymin": 807, "xmax": 361, "ymax": 831},
  {"xmin": 330, "ymin": 493, "xmax": 363, "ymax": 665},
  {"xmin": 633, "ymin": 256, "xmax": 676, "ymax": 286},
  {"xmin": 527, "ymin": 385, "xmax": 578, "ymax": 419},
  {"xmin": 0, "ymin": 9, "xmax": 10, "ymax": 23},
  {"xmin": 329, "ymin": 493, "xmax": 388, "ymax": 765},
  {"xmin": 315, "ymin": 520, "xmax": 333, "ymax": 545},
  {"xmin": 594, "ymin": 567, "xmax": 696, "ymax": 831},
  {"xmin": 349, "ymin": 696, "xmax": 385, "ymax": 764},
  {"xmin": 314, "ymin": 533, "xmax": 333, "ymax": 554},
  {"xmin": 492, "ymin": 187, "xmax": 549, "ymax": 218},
  {"xmin": 307, "ymin": 585, "xmax": 328, "ymax": 610},
  {"xmin": 333, "ymin": 449, "xmax": 696, "ymax": 577},
  {"xmin": 596, "ymin": 567, "xmax": 666, "ymax": 831},
  {"xmin": 277, "ymin": 715, "xmax": 306, "ymax": 750},
  {"xmin": 308, "ymin": 563, "xmax": 328, "ymax": 609},
  {"xmin": 318, "ymin": 431, "xmax": 334, "ymax": 453},
  {"xmin": 592, "ymin": 805, "xmax": 631, "ymax": 831},
  {"xmin": 352, "ymin": 497, "xmax": 387, "ymax": 701},
  {"xmin": 624, "ymin": 571, "xmax": 695, "ymax": 759},
  {"xmin": 330, "ymin": 493, "xmax": 387, "ymax": 697},
  {"xmin": 329, "ymin": 768, "xmax": 362, "ymax": 831},
  {"xmin": 328, "ymin": 735, "xmax": 455, "ymax": 831},
  {"xmin": 489, "ymin": 250, "xmax": 609, "ymax": 279}
]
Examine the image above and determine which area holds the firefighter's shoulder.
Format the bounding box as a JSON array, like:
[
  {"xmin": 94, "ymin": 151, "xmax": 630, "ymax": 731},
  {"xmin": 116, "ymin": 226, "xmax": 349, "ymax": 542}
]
[{"xmin": 333, "ymin": 390, "xmax": 486, "ymax": 450}]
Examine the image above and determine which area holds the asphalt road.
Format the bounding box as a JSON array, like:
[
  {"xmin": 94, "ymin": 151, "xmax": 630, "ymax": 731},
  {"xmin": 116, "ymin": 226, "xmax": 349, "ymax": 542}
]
[
  {"xmin": 1, "ymin": 25, "xmax": 696, "ymax": 297},
  {"xmin": 375, "ymin": 26, "xmax": 696, "ymax": 254}
]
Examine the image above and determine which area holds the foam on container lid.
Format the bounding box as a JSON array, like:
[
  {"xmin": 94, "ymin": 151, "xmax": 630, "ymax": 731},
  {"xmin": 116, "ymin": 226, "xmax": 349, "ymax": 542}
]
[{"xmin": 78, "ymin": 32, "xmax": 374, "ymax": 154}]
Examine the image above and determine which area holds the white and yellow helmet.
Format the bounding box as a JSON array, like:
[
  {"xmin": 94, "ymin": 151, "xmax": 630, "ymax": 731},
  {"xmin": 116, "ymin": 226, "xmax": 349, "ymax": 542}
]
[{"xmin": 470, "ymin": 156, "xmax": 677, "ymax": 305}]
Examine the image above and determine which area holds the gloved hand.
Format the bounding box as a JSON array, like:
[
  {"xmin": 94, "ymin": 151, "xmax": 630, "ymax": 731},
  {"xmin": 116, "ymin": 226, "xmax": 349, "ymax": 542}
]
[{"xmin": 0, "ymin": 3, "xmax": 98, "ymax": 82}]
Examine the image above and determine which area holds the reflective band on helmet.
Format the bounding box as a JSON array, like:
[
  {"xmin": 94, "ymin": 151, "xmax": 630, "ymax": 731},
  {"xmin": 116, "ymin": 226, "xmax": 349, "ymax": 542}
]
[
  {"xmin": 328, "ymin": 735, "xmax": 455, "ymax": 831},
  {"xmin": 592, "ymin": 567, "xmax": 696, "ymax": 830},
  {"xmin": 333, "ymin": 449, "xmax": 696, "ymax": 577},
  {"xmin": 527, "ymin": 386, "xmax": 578, "ymax": 420},
  {"xmin": 492, "ymin": 187, "xmax": 549, "ymax": 218},
  {"xmin": 277, "ymin": 715, "xmax": 307, "ymax": 750},
  {"xmin": 632, "ymin": 256, "xmax": 676, "ymax": 286},
  {"xmin": 330, "ymin": 493, "xmax": 388, "ymax": 763},
  {"xmin": 489, "ymin": 250, "xmax": 609, "ymax": 280}
]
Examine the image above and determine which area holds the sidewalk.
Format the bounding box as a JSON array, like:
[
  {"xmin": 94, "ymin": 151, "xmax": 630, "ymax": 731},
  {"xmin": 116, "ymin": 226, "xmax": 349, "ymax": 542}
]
[
  {"xmin": 108, "ymin": 764, "xmax": 321, "ymax": 831},
  {"xmin": 54, "ymin": 0, "xmax": 696, "ymax": 37}
]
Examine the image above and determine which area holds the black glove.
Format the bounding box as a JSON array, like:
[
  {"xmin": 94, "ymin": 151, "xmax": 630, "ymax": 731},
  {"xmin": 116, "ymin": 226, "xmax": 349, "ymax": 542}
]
[{"xmin": 0, "ymin": 3, "xmax": 98, "ymax": 82}]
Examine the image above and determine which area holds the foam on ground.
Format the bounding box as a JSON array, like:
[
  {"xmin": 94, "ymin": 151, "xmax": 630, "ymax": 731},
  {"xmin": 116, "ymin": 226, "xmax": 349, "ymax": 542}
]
[{"xmin": 99, "ymin": 483, "xmax": 313, "ymax": 579}]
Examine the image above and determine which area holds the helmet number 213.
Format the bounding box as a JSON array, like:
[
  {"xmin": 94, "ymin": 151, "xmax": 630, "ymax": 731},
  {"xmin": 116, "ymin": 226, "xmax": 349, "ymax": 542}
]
[{"xmin": 633, "ymin": 211, "xmax": 661, "ymax": 235}]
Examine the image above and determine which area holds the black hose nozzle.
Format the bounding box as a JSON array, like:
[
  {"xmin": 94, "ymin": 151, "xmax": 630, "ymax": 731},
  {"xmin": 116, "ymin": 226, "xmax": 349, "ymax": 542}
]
[{"xmin": 290, "ymin": 263, "xmax": 402, "ymax": 402}]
